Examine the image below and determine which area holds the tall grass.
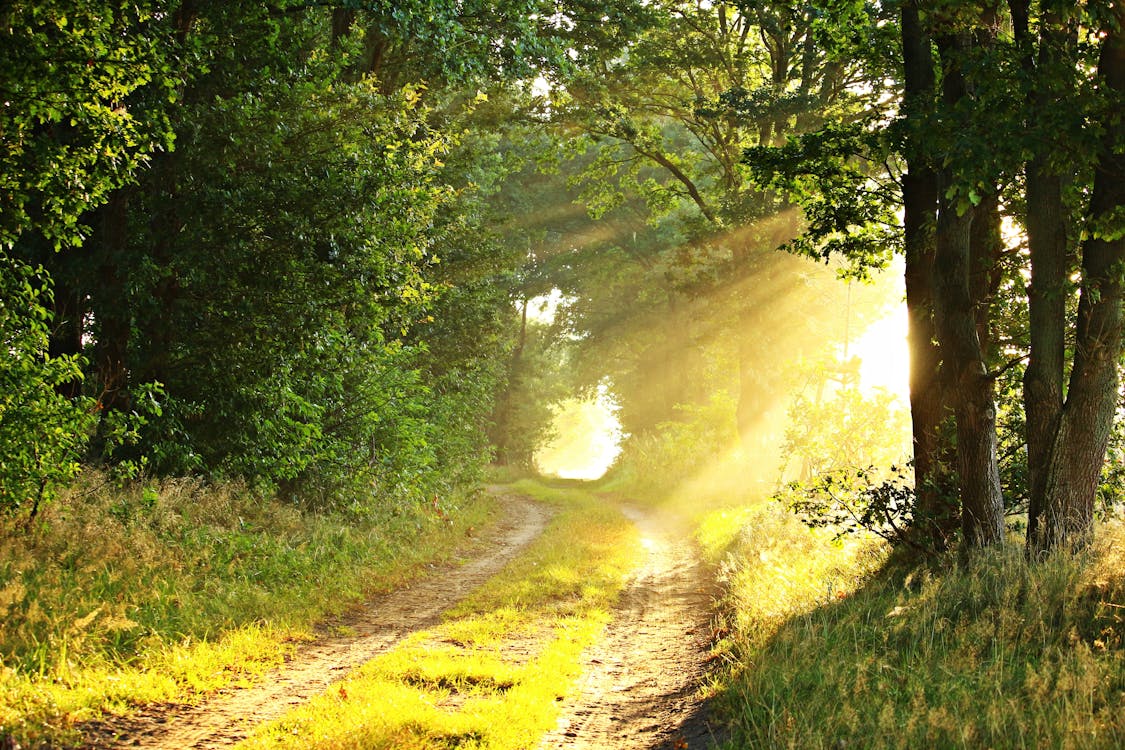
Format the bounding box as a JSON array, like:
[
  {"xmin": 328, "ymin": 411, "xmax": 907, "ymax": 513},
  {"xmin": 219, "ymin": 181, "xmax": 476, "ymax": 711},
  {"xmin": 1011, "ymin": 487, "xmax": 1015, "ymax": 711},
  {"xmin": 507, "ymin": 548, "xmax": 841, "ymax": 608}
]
[
  {"xmin": 0, "ymin": 475, "xmax": 492, "ymax": 747},
  {"xmin": 710, "ymin": 505, "xmax": 1125, "ymax": 749}
]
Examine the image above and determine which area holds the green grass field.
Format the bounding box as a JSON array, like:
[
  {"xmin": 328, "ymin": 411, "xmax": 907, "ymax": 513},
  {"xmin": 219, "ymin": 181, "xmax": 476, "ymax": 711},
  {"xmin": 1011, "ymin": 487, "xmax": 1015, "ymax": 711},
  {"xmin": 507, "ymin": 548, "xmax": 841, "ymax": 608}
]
[{"xmin": 700, "ymin": 503, "xmax": 1125, "ymax": 749}]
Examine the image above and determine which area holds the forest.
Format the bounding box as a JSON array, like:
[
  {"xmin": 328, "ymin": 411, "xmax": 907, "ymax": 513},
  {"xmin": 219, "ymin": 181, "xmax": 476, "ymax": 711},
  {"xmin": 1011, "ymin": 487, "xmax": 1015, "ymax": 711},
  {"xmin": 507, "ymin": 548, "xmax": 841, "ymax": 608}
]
[{"xmin": 1, "ymin": 1, "xmax": 1123, "ymax": 748}]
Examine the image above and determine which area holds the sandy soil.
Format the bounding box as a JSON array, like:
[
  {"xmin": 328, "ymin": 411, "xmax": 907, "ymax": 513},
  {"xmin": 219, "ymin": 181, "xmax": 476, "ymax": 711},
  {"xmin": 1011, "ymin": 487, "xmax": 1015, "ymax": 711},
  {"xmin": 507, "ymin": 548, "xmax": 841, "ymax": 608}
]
[
  {"xmin": 540, "ymin": 506, "xmax": 727, "ymax": 750},
  {"xmin": 80, "ymin": 494, "xmax": 550, "ymax": 750}
]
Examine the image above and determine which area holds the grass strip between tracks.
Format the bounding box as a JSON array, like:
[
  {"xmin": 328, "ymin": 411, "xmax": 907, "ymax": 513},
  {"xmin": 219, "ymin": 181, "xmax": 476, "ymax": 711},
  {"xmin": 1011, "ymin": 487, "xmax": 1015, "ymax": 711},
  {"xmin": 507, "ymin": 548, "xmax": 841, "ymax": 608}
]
[{"xmin": 235, "ymin": 480, "xmax": 640, "ymax": 750}]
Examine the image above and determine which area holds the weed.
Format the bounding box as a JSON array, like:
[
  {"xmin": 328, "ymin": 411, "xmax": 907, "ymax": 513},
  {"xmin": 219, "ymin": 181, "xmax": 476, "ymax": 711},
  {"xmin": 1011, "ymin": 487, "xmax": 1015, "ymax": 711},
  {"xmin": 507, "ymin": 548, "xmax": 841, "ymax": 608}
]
[
  {"xmin": 0, "ymin": 475, "xmax": 493, "ymax": 747},
  {"xmin": 711, "ymin": 509, "xmax": 1125, "ymax": 749}
]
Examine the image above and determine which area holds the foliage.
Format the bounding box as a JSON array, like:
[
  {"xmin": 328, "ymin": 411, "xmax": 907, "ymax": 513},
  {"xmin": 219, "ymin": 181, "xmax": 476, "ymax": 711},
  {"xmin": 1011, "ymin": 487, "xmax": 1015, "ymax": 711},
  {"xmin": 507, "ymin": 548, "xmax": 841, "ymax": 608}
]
[
  {"xmin": 0, "ymin": 257, "xmax": 94, "ymax": 519},
  {"xmin": 779, "ymin": 385, "xmax": 911, "ymax": 481},
  {"xmin": 744, "ymin": 1, "xmax": 1125, "ymax": 550},
  {"xmin": 773, "ymin": 378, "xmax": 917, "ymax": 545},
  {"xmin": 779, "ymin": 466, "xmax": 919, "ymax": 547},
  {"xmin": 0, "ymin": 0, "xmax": 178, "ymax": 251},
  {"xmin": 611, "ymin": 391, "xmax": 743, "ymax": 498},
  {"xmin": 115, "ymin": 21, "xmax": 453, "ymax": 494},
  {"xmin": 418, "ymin": 114, "xmax": 568, "ymax": 478},
  {"xmin": 492, "ymin": 315, "xmax": 572, "ymax": 469},
  {"xmin": 746, "ymin": 120, "xmax": 902, "ymax": 277},
  {"xmin": 542, "ymin": 0, "xmax": 892, "ymax": 452},
  {"xmin": 0, "ymin": 0, "xmax": 641, "ymax": 513}
]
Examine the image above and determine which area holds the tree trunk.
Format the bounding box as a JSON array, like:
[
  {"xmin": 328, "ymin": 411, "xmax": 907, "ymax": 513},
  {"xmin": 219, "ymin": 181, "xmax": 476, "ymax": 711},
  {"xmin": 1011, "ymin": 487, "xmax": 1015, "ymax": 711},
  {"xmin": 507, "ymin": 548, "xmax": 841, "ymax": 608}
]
[
  {"xmin": 1023, "ymin": 154, "xmax": 1068, "ymax": 542},
  {"xmin": 330, "ymin": 9, "xmax": 354, "ymax": 46},
  {"xmin": 968, "ymin": 193, "xmax": 1003, "ymax": 361},
  {"xmin": 493, "ymin": 297, "xmax": 529, "ymax": 466},
  {"xmin": 1011, "ymin": 1, "xmax": 1072, "ymax": 547},
  {"xmin": 1035, "ymin": 15, "xmax": 1125, "ymax": 552},
  {"xmin": 932, "ymin": 32, "xmax": 1005, "ymax": 549},
  {"xmin": 933, "ymin": 184, "xmax": 1005, "ymax": 548},
  {"xmin": 901, "ymin": 2, "xmax": 957, "ymax": 549},
  {"xmin": 903, "ymin": 172, "xmax": 958, "ymax": 548}
]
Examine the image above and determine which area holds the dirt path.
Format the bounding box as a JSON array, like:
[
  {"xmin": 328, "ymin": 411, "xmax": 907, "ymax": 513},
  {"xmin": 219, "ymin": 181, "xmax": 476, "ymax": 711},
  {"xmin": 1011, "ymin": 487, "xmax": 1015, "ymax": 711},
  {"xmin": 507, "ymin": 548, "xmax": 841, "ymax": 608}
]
[
  {"xmin": 80, "ymin": 493, "xmax": 550, "ymax": 750},
  {"xmin": 540, "ymin": 506, "xmax": 726, "ymax": 750}
]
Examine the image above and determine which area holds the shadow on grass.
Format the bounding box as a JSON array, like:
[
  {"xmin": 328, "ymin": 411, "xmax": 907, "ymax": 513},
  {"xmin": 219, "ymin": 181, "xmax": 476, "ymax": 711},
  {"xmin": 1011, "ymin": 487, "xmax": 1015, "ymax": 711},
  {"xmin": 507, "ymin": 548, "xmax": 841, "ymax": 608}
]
[{"xmin": 715, "ymin": 523, "xmax": 1125, "ymax": 749}]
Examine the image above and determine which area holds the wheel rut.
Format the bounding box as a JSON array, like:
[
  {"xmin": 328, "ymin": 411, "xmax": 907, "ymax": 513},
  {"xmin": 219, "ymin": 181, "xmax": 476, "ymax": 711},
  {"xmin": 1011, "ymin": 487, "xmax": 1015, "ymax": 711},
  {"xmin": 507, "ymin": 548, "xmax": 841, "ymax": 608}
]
[
  {"xmin": 79, "ymin": 493, "xmax": 550, "ymax": 750},
  {"xmin": 540, "ymin": 505, "xmax": 726, "ymax": 750}
]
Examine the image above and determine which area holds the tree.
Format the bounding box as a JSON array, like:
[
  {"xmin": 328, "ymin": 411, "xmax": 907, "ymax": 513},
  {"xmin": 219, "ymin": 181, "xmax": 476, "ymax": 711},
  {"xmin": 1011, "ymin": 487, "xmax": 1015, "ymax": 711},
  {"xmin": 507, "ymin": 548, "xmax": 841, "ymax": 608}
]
[
  {"xmin": 0, "ymin": 0, "xmax": 178, "ymax": 252},
  {"xmin": 1, "ymin": 0, "xmax": 654, "ymax": 508},
  {"xmin": 0, "ymin": 258, "xmax": 93, "ymax": 519},
  {"xmin": 1023, "ymin": 2, "xmax": 1125, "ymax": 551},
  {"xmin": 748, "ymin": 0, "xmax": 1125, "ymax": 552},
  {"xmin": 928, "ymin": 6, "xmax": 1007, "ymax": 548},
  {"xmin": 551, "ymin": 0, "xmax": 890, "ymax": 446}
]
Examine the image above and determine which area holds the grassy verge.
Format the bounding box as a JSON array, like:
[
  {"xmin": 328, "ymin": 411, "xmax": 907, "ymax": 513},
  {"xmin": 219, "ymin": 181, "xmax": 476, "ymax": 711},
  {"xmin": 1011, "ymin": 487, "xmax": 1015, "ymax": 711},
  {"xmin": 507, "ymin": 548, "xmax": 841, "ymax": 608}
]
[
  {"xmin": 234, "ymin": 479, "xmax": 640, "ymax": 750},
  {"xmin": 0, "ymin": 476, "xmax": 493, "ymax": 748},
  {"xmin": 705, "ymin": 503, "xmax": 1125, "ymax": 749}
]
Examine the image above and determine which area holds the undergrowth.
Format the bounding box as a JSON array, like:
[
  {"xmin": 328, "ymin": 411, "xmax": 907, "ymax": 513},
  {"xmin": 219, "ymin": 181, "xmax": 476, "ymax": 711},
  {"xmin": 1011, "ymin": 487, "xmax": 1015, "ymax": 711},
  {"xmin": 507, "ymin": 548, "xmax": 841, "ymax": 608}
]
[
  {"xmin": 709, "ymin": 504, "xmax": 1125, "ymax": 749},
  {"xmin": 0, "ymin": 475, "xmax": 492, "ymax": 748},
  {"xmin": 235, "ymin": 479, "xmax": 640, "ymax": 750}
]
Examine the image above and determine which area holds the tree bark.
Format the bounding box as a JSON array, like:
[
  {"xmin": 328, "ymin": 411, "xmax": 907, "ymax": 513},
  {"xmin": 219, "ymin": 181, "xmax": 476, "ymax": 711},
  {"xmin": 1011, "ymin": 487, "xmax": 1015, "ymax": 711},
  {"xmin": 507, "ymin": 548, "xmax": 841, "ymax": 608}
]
[
  {"xmin": 91, "ymin": 192, "xmax": 132, "ymax": 414},
  {"xmin": 968, "ymin": 193, "xmax": 1003, "ymax": 359},
  {"xmin": 900, "ymin": 1, "xmax": 958, "ymax": 550},
  {"xmin": 933, "ymin": 32, "xmax": 1005, "ymax": 549},
  {"xmin": 46, "ymin": 248, "xmax": 86, "ymax": 400},
  {"xmin": 1011, "ymin": 2, "xmax": 1072, "ymax": 546},
  {"xmin": 1035, "ymin": 14, "xmax": 1125, "ymax": 552}
]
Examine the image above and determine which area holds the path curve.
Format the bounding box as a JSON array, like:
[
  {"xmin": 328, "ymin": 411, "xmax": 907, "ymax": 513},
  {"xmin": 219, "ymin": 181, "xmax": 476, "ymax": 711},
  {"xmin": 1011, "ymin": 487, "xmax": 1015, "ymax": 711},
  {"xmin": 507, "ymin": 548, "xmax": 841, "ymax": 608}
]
[
  {"xmin": 81, "ymin": 493, "xmax": 550, "ymax": 750},
  {"xmin": 540, "ymin": 505, "xmax": 725, "ymax": 749}
]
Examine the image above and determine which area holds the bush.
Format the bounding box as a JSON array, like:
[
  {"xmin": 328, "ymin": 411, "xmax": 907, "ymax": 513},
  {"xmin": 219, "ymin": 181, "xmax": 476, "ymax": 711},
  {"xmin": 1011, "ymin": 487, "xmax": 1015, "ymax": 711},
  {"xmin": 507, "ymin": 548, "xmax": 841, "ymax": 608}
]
[{"xmin": 0, "ymin": 257, "xmax": 94, "ymax": 520}]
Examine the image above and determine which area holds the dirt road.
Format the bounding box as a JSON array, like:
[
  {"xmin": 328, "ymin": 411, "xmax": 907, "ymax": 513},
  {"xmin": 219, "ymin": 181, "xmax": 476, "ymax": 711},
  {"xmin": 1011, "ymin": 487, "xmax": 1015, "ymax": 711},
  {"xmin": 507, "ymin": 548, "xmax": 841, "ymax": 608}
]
[
  {"xmin": 540, "ymin": 506, "xmax": 726, "ymax": 749},
  {"xmin": 81, "ymin": 491, "xmax": 725, "ymax": 749},
  {"xmin": 81, "ymin": 494, "xmax": 551, "ymax": 750}
]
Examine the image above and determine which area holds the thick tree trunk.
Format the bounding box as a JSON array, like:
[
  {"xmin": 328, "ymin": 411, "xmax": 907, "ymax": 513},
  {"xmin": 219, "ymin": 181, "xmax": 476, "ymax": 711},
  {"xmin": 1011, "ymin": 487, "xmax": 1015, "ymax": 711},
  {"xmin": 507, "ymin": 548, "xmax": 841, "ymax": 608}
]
[
  {"xmin": 1035, "ymin": 16, "xmax": 1125, "ymax": 552},
  {"xmin": 968, "ymin": 193, "xmax": 1003, "ymax": 360},
  {"xmin": 901, "ymin": 3, "xmax": 957, "ymax": 549},
  {"xmin": 903, "ymin": 172, "xmax": 958, "ymax": 547},
  {"xmin": 933, "ymin": 184, "xmax": 1005, "ymax": 548},
  {"xmin": 933, "ymin": 32, "xmax": 1005, "ymax": 549},
  {"xmin": 1011, "ymin": 2, "xmax": 1073, "ymax": 547},
  {"xmin": 1024, "ymin": 147, "xmax": 1069, "ymax": 541}
]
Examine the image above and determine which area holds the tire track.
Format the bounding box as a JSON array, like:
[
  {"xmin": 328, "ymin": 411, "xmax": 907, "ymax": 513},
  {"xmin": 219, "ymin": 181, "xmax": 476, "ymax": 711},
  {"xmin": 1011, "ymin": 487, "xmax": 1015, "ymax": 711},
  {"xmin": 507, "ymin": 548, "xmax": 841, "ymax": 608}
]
[
  {"xmin": 540, "ymin": 506, "xmax": 725, "ymax": 749},
  {"xmin": 80, "ymin": 493, "xmax": 550, "ymax": 750}
]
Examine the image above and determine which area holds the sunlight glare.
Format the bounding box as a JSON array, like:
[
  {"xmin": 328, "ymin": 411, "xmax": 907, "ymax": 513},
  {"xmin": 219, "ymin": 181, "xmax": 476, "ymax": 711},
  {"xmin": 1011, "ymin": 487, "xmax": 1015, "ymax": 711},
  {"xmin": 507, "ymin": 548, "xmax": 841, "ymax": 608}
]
[
  {"xmin": 535, "ymin": 385, "xmax": 623, "ymax": 480},
  {"xmin": 526, "ymin": 288, "xmax": 569, "ymax": 325},
  {"xmin": 849, "ymin": 303, "xmax": 911, "ymax": 407}
]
